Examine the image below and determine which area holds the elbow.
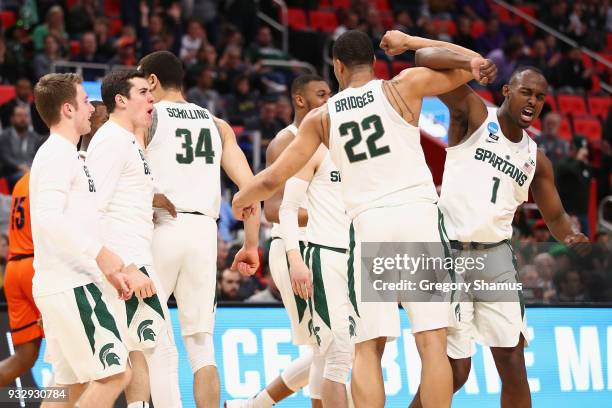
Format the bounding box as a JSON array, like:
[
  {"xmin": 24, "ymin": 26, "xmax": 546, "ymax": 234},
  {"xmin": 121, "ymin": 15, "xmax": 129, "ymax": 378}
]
[
  {"xmin": 261, "ymin": 172, "xmax": 283, "ymax": 197},
  {"xmin": 414, "ymin": 48, "xmax": 429, "ymax": 67}
]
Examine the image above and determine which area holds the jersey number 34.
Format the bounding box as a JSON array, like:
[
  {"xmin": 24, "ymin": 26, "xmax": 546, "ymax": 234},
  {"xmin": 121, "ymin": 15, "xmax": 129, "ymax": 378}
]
[{"xmin": 175, "ymin": 128, "xmax": 215, "ymax": 164}]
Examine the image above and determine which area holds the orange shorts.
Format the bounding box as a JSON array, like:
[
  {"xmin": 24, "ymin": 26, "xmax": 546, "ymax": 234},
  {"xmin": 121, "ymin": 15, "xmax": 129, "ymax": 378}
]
[{"xmin": 4, "ymin": 256, "xmax": 44, "ymax": 345}]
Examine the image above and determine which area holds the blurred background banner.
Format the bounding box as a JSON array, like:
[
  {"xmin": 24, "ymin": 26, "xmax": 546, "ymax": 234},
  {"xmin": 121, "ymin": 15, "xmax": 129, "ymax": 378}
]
[{"xmin": 1, "ymin": 306, "xmax": 610, "ymax": 408}]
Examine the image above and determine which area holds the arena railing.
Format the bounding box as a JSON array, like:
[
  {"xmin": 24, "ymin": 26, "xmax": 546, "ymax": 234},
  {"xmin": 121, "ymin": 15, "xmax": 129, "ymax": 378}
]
[
  {"xmin": 50, "ymin": 61, "xmax": 131, "ymax": 78},
  {"xmin": 257, "ymin": 0, "xmax": 289, "ymax": 54}
]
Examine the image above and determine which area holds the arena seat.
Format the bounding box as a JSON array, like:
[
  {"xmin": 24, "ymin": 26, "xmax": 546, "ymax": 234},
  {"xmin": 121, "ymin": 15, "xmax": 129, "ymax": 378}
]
[
  {"xmin": 374, "ymin": 60, "xmax": 390, "ymax": 80},
  {"xmin": 0, "ymin": 85, "xmax": 16, "ymax": 105},
  {"xmin": 557, "ymin": 94, "xmax": 587, "ymax": 117},
  {"xmin": 391, "ymin": 61, "xmax": 411, "ymax": 76},
  {"xmin": 309, "ymin": 11, "xmax": 337, "ymax": 33},
  {"xmin": 573, "ymin": 117, "xmax": 602, "ymax": 143},
  {"xmin": 558, "ymin": 115, "xmax": 572, "ymax": 141},
  {"xmin": 287, "ymin": 8, "xmax": 308, "ymax": 30},
  {"xmin": 587, "ymin": 96, "xmax": 610, "ymax": 120}
]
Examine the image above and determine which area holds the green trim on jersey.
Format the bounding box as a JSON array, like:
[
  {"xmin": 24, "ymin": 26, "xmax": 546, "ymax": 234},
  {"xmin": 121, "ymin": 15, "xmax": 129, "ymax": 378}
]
[
  {"xmin": 311, "ymin": 247, "xmax": 331, "ymax": 329},
  {"xmin": 347, "ymin": 222, "xmax": 359, "ymax": 317},
  {"xmin": 74, "ymin": 286, "xmax": 96, "ymax": 354}
]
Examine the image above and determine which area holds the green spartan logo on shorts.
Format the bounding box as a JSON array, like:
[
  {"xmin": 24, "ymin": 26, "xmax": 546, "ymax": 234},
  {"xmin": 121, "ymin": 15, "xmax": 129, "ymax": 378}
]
[
  {"xmin": 137, "ymin": 319, "xmax": 156, "ymax": 342},
  {"xmin": 308, "ymin": 320, "xmax": 322, "ymax": 346},
  {"xmin": 349, "ymin": 316, "xmax": 357, "ymax": 338},
  {"xmin": 99, "ymin": 343, "xmax": 120, "ymax": 369}
]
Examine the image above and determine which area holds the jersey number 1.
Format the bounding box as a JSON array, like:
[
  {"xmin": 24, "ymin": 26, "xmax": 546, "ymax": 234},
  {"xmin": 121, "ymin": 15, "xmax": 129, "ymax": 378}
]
[
  {"xmin": 176, "ymin": 128, "xmax": 215, "ymax": 164},
  {"xmin": 490, "ymin": 177, "xmax": 500, "ymax": 203},
  {"xmin": 339, "ymin": 114, "xmax": 390, "ymax": 163}
]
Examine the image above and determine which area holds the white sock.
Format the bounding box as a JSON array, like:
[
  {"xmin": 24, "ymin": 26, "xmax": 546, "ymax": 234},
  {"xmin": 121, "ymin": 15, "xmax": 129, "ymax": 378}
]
[
  {"xmin": 127, "ymin": 402, "xmax": 150, "ymax": 408},
  {"xmin": 253, "ymin": 389, "xmax": 276, "ymax": 408}
]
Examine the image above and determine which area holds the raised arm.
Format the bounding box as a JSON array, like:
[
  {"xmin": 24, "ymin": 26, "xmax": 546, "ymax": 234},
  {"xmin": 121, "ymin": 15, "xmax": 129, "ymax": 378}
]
[
  {"xmin": 263, "ymin": 130, "xmax": 309, "ymax": 226},
  {"xmin": 380, "ymin": 30, "xmax": 482, "ymax": 58},
  {"xmin": 232, "ymin": 106, "xmax": 326, "ymax": 220},
  {"xmin": 531, "ymin": 149, "xmax": 589, "ymax": 250},
  {"xmin": 217, "ymin": 117, "xmax": 261, "ymax": 275}
]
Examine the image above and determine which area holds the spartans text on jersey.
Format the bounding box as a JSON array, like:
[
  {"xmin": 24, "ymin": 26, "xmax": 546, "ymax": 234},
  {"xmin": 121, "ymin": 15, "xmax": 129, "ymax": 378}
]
[{"xmin": 474, "ymin": 147, "xmax": 528, "ymax": 186}]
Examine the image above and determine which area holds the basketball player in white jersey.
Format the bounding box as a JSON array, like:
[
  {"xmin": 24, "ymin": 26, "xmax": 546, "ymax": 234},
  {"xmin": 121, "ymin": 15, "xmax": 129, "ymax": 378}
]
[
  {"xmin": 86, "ymin": 69, "xmax": 182, "ymax": 408},
  {"xmin": 232, "ymin": 30, "xmax": 494, "ymax": 408},
  {"xmin": 379, "ymin": 32, "xmax": 590, "ymax": 407},
  {"xmin": 30, "ymin": 73, "xmax": 136, "ymax": 408},
  {"xmin": 279, "ymin": 137, "xmax": 353, "ymax": 407},
  {"xmin": 137, "ymin": 51, "xmax": 261, "ymax": 408},
  {"xmin": 226, "ymin": 75, "xmax": 331, "ymax": 408}
]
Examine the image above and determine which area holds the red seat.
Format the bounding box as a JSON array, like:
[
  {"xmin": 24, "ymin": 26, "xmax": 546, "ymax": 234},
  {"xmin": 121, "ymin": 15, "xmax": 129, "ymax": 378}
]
[
  {"xmin": 587, "ymin": 96, "xmax": 611, "ymax": 119},
  {"xmin": 0, "ymin": 11, "xmax": 16, "ymax": 29},
  {"xmin": 232, "ymin": 126, "xmax": 245, "ymax": 135},
  {"xmin": 70, "ymin": 40, "xmax": 81, "ymax": 58},
  {"xmin": 309, "ymin": 11, "xmax": 337, "ymax": 33},
  {"xmin": 608, "ymin": 33, "xmax": 612, "ymax": 50},
  {"xmin": 375, "ymin": 0, "xmax": 390, "ymax": 11},
  {"xmin": 432, "ymin": 19, "xmax": 457, "ymax": 37},
  {"xmin": 110, "ymin": 18, "xmax": 123, "ymax": 36},
  {"xmin": 558, "ymin": 116, "xmax": 572, "ymax": 141},
  {"xmin": 573, "ymin": 117, "xmax": 602, "ymax": 142},
  {"xmin": 0, "ymin": 178, "xmax": 8, "ymax": 195},
  {"xmin": 491, "ymin": 4, "xmax": 513, "ymax": 23},
  {"xmin": 0, "ymin": 85, "xmax": 16, "ymax": 105},
  {"xmin": 104, "ymin": 0, "xmax": 120, "ymax": 17},
  {"xmin": 381, "ymin": 12, "xmax": 394, "ymax": 30},
  {"xmin": 581, "ymin": 53, "xmax": 593, "ymax": 70},
  {"xmin": 332, "ymin": 0, "xmax": 351, "ymax": 9},
  {"xmin": 374, "ymin": 60, "xmax": 390, "ymax": 80},
  {"xmin": 545, "ymin": 94, "xmax": 558, "ymax": 112},
  {"xmin": 557, "ymin": 94, "xmax": 587, "ymax": 116},
  {"xmin": 287, "ymin": 8, "xmax": 308, "ymax": 30},
  {"xmin": 391, "ymin": 61, "xmax": 411, "ymax": 76},
  {"xmin": 319, "ymin": 0, "xmax": 331, "ymax": 7},
  {"xmin": 476, "ymin": 89, "xmax": 494, "ymax": 103},
  {"xmin": 471, "ymin": 20, "xmax": 485, "ymax": 38}
]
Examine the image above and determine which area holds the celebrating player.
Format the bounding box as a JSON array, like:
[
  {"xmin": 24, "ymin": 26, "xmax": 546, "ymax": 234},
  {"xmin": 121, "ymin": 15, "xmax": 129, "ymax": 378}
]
[{"xmin": 137, "ymin": 51, "xmax": 260, "ymax": 408}]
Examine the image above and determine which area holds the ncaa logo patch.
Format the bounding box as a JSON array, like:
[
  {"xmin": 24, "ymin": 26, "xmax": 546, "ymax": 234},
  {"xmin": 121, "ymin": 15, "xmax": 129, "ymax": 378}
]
[{"xmin": 487, "ymin": 122, "xmax": 499, "ymax": 134}]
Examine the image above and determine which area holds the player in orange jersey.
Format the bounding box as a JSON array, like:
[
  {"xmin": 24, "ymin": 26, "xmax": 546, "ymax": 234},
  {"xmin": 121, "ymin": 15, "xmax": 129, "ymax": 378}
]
[{"xmin": 0, "ymin": 172, "xmax": 44, "ymax": 386}]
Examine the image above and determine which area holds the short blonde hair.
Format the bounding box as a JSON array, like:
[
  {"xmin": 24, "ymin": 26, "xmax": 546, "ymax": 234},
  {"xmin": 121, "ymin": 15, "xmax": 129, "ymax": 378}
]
[{"xmin": 34, "ymin": 73, "xmax": 83, "ymax": 127}]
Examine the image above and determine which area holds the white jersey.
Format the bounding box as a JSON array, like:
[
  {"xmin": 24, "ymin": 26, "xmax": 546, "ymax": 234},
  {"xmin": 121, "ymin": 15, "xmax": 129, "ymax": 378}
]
[
  {"xmin": 327, "ymin": 79, "xmax": 438, "ymax": 218},
  {"xmin": 86, "ymin": 120, "xmax": 155, "ymax": 266},
  {"xmin": 30, "ymin": 134, "xmax": 103, "ymax": 297},
  {"xmin": 146, "ymin": 100, "xmax": 223, "ymax": 218},
  {"xmin": 270, "ymin": 124, "xmax": 307, "ymax": 241},
  {"xmin": 438, "ymin": 107, "xmax": 538, "ymax": 242},
  {"xmin": 306, "ymin": 150, "xmax": 350, "ymax": 249}
]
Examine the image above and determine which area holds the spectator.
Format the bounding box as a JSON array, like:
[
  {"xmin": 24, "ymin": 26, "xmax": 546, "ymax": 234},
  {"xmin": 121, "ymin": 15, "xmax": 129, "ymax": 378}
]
[
  {"xmin": 181, "ymin": 0, "xmax": 220, "ymax": 46},
  {"xmin": 541, "ymin": 0, "xmax": 570, "ymax": 34},
  {"xmin": 0, "ymin": 106, "xmax": 41, "ymax": 191},
  {"xmin": 520, "ymin": 264, "xmax": 542, "ymax": 302},
  {"xmin": 73, "ymin": 32, "xmax": 105, "ymax": 81},
  {"xmin": 185, "ymin": 43, "xmax": 218, "ymax": 87},
  {"xmin": 186, "ymin": 66, "xmax": 224, "ymax": 117},
  {"xmin": 556, "ymin": 136, "xmax": 592, "ymax": 235},
  {"xmin": 217, "ymin": 268, "xmax": 244, "ymax": 301},
  {"xmin": 224, "ymin": 74, "xmax": 258, "ymax": 126},
  {"xmin": 109, "ymin": 37, "xmax": 137, "ymax": 66},
  {"xmin": 32, "ymin": 34, "xmax": 63, "ymax": 80},
  {"xmin": 0, "ymin": 36, "xmax": 22, "ymax": 85},
  {"xmin": 535, "ymin": 112, "xmax": 570, "ymax": 167},
  {"xmin": 93, "ymin": 17, "xmax": 115, "ymax": 61},
  {"xmin": 528, "ymin": 39, "xmax": 561, "ymax": 77},
  {"xmin": 246, "ymin": 267, "xmax": 282, "ymax": 303},
  {"xmin": 567, "ymin": 1, "xmax": 587, "ymax": 42},
  {"xmin": 31, "ymin": 5, "xmax": 69, "ymax": 53},
  {"xmin": 393, "ymin": 10, "xmax": 415, "ymax": 34},
  {"xmin": 334, "ymin": 10, "xmax": 360, "ymax": 40},
  {"xmin": 555, "ymin": 269, "xmax": 588, "ymax": 302},
  {"xmin": 217, "ymin": 237, "xmax": 230, "ymax": 272},
  {"xmin": 552, "ymin": 47, "xmax": 593, "ymax": 93},
  {"xmin": 486, "ymin": 35, "xmax": 524, "ymax": 92},
  {"xmin": 217, "ymin": 45, "xmax": 247, "ymax": 94},
  {"xmin": 180, "ymin": 19, "xmax": 207, "ymax": 65},
  {"xmin": 454, "ymin": 15, "xmax": 476, "ymax": 51},
  {"xmin": 476, "ymin": 15, "xmax": 505, "ymax": 56},
  {"xmin": 245, "ymin": 99, "xmax": 284, "ymax": 148},
  {"xmin": 0, "ymin": 78, "xmax": 32, "ymax": 129},
  {"xmin": 457, "ymin": 0, "xmax": 491, "ymax": 21},
  {"xmin": 534, "ymin": 252, "xmax": 558, "ymax": 302},
  {"xmin": 67, "ymin": 0, "xmax": 100, "ymax": 37},
  {"xmin": 533, "ymin": 219, "xmax": 552, "ymax": 243},
  {"xmin": 247, "ymin": 26, "xmax": 290, "ymax": 64},
  {"xmin": 365, "ymin": 7, "xmax": 386, "ymax": 51},
  {"xmin": 275, "ymin": 95, "xmax": 293, "ymax": 127}
]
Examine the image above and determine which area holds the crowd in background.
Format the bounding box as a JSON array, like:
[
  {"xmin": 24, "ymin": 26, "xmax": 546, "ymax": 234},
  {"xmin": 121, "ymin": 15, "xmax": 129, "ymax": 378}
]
[{"xmin": 0, "ymin": 0, "xmax": 610, "ymax": 305}]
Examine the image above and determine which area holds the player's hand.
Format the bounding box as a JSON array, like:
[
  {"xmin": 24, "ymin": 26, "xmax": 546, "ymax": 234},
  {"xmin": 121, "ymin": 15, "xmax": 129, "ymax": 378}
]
[
  {"xmin": 124, "ymin": 264, "xmax": 157, "ymax": 299},
  {"xmin": 231, "ymin": 246, "xmax": 260, "ymax": 276},
  {"xmin": 380, "ymin": 30, "xmax": 412, "ymax": 56},
  {"xmin": 153, "ymin": 193, "xmax": 177, "ymax": 218},
  {"xmin": 106, "ymin": 272, "xmax": 133, "ymax": 300},
  {"xmin": 232, "ymin": 192, "xmax": 257, "ymax": 221},
  {"xmin": 564, "ymin": 233, "xmax": 591, "ymax": 256},
  {"xmin": 288, "ymin": 250, "xmax": 313, "ymax": 300},
  {"xmin": 96, "ymin": 246, "xmax": 125, "ymax": 278},
  {"xmin": 470, "ymin": 57, "xmax": 497, "ymax": 85}
]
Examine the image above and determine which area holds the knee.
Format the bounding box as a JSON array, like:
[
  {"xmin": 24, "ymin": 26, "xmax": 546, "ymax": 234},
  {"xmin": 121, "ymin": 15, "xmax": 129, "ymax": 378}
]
[
  {"xmin": 451, "ymin": 358, "xmax": 471, "ymax": 391},
  {"xmin": 415, "ymin": 328, "xmax": 447, "ymax": 359},
  {"xmin": 183, "ymin": 332, "xmax": 216, "ymax": 373},
  {"xmin": 323, "ymin": 340, "xmax": 352, "ymax": 384}
]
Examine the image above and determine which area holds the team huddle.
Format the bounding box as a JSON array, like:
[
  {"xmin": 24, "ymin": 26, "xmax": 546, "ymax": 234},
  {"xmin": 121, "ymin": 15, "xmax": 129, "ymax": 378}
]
[{"xmin": 2, "ymin": 29, "xmax": 588, "ymax": 408}]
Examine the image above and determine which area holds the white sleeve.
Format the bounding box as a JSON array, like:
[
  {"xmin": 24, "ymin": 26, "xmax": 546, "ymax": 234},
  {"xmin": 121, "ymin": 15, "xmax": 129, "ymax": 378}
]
[
  {"xmin": 85, "ymin": 137, "xmax": 125, "ymax": 211},
  {"xmin": 32, "ymin": 151, "xmax": 102, "ymax": 259},
  {"xmin": 279, "ymin": 177, "xmax": 309, "ymax": 253}
]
